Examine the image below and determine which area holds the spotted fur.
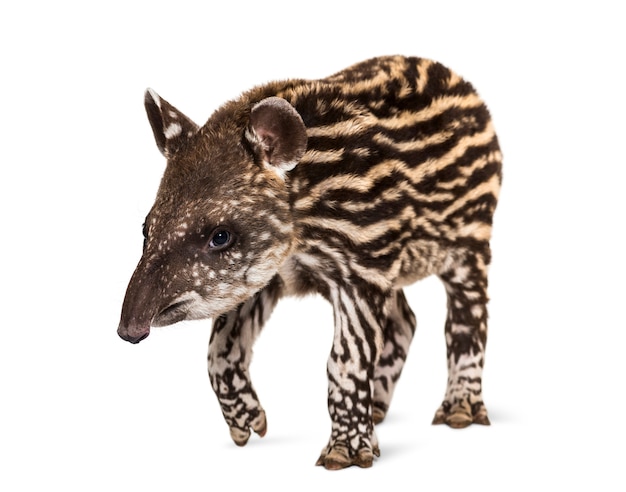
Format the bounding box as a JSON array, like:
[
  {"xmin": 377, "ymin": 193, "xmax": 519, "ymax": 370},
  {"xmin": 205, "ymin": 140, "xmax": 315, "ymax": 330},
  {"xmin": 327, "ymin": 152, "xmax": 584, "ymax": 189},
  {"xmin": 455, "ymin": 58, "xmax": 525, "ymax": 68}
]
[{"xmin": 118, "ymin": 55, "xmax": 502, "ymax": 469}]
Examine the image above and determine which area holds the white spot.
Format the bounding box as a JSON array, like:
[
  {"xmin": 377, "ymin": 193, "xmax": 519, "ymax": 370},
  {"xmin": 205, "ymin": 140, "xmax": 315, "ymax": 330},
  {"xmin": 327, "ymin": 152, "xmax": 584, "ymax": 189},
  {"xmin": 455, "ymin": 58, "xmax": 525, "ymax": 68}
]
[
  {"xmin": 471, "ymin": 305, "xmax": 484, "ymax": 318},
  {"xmin": 465, "ymin": 290, "xmax": 482, "ymax": 300},
  {"xmin": 452, "ymin": 266, "xmax": 470, "ymax": 283},
  {"xmin": 164, "ymin": 122, "xmax": 182, "ymax": 139},
  {"xmin": 345, "ymin": 397, "xmax": 353, "ymax": 411},
  {"xmin": 451, "ymin": 323, "xmax": 471, "ymax": 334}
]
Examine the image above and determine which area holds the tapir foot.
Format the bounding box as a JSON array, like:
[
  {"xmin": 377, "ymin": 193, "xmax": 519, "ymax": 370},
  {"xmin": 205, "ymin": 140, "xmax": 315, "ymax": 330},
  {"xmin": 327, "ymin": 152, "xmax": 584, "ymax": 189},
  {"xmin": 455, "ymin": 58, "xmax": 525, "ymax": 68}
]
[
  {"xmin": 432, "ymin": 400, "xmax": 491, "ymax": 428},
  {"xmin": 316, "ymin": 443, "xmax": 380, "ymax": 470},
  {"xmin": 372, "ymin": 404, "xmax": 387, "ymax": 425},
  {"xmin": 229, "ymin": 409, "xmax": 268, "ymax": 446},
  {"xmin": 316, "ymin": 440, "xmax": 380, "ymax": 470}
]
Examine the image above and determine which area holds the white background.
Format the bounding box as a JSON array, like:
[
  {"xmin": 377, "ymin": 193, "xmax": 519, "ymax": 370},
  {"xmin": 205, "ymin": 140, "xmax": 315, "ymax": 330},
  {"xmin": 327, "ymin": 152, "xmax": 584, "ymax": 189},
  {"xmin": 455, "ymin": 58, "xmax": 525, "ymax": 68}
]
[{"xmin": 1, "ymin": 1, "xmax": 624, "ymax": 490}]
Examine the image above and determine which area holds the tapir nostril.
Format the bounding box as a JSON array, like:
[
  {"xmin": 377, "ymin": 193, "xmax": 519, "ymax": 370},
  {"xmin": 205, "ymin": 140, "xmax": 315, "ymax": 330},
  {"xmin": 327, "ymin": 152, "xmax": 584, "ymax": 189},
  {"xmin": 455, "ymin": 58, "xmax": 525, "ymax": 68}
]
[{"xmin": 118, "ymin": 321, "xmax": 151, "ymax": 344}]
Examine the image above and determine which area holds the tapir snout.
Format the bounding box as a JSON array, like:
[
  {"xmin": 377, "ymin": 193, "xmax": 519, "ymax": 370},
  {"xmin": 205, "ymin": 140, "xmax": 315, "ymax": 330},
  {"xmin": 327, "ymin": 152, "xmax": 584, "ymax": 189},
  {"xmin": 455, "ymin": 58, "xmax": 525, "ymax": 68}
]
[
  {"xmin": 117, "ymin": 257, "xmax": 162, "ymax": 344},
  {"xmin": 118, "ymin": 254, "xmax": 203, "ymax": 343}
]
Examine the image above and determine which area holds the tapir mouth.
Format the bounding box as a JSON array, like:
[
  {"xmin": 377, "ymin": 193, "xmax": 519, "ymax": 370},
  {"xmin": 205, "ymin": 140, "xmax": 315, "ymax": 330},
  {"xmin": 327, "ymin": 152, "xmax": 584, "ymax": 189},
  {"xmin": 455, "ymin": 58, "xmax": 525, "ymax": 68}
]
[{"xmin": 152, "ymin": 299, "xmax": 192, "ymax": 327}]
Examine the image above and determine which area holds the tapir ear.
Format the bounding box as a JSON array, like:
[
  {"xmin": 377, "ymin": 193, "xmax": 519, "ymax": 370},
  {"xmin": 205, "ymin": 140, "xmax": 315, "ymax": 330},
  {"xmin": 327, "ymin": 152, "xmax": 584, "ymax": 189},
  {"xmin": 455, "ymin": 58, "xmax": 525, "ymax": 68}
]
[
  {"xmin": 144, "ymin": 89, "xmax": 199, "ymax": 157},
  {"xmin": 246, "ymin": 97, "xmax": 308, "ymax": 178}
]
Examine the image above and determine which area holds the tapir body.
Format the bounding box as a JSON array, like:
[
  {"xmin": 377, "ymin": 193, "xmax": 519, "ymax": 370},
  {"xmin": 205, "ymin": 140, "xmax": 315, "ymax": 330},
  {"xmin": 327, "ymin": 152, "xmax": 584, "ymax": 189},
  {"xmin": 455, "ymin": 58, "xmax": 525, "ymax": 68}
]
[{"xmin": 119, "ymin": 56, "xmax": 502, "ymax": 469}]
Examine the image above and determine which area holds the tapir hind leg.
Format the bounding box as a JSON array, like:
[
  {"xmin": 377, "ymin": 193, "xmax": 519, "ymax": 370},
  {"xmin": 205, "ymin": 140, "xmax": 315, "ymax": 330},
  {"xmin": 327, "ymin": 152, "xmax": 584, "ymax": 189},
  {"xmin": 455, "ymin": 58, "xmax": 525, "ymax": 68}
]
[
  {"xmin": 207, "ymin": 275, "xmax": 283, "ymax": 445},
  {"xmin": 433, "ymin": 248, "xmax": 491, "ymax": 428}
]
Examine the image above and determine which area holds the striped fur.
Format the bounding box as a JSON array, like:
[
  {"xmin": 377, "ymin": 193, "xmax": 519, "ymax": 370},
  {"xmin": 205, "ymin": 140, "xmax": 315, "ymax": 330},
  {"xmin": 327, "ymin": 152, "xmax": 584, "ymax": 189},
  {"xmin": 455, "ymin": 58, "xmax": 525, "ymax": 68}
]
[{"xmin": 118, "ymin": 56, "xmax": 502, "ymax": 469}]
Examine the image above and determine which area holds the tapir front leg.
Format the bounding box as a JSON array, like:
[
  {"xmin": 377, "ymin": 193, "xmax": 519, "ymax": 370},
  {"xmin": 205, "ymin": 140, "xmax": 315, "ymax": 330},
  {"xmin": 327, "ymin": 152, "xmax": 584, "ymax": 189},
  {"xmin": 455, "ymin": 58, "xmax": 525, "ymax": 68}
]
[
  {"xmin": 207, "ymin": 276, "xmax": 283, "ymax": 446},
  {"xmin": 316, "ymin": 282, "xmax": 385, "ymax": 470},
  {"xmin": 373, "ymin": 289, "xmax": 417, "ymax": 424}
]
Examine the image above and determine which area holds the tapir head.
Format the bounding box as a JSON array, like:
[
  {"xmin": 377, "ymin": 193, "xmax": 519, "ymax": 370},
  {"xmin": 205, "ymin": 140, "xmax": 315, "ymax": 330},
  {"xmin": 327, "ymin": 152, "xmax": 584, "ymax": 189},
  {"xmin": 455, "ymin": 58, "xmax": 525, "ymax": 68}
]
[{"xmin": 118, "ymin": 89, "xmax": 307, "ymax": 343}]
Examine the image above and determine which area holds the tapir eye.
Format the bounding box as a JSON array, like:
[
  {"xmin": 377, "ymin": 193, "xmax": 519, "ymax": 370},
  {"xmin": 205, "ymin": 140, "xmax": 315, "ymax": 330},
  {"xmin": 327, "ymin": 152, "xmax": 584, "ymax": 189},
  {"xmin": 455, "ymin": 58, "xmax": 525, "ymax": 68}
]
[{"xmin": 208, "ymin": 228, "xmax": 233, "ymax": 250}]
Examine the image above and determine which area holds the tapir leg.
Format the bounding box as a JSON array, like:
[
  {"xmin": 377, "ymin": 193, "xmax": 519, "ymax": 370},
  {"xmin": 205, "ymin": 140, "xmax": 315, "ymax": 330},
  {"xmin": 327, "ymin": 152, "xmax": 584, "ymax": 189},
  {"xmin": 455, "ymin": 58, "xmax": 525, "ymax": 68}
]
[
  {"xmin": 207, "ymin": 275, "xmax": 283, "ymax": 445},
  {"xmin": 433, "ymin": 247, "xmax": 491, "ymax": 428},
  {"xmin": 372, "ymin": 289, "xmax": 417, "ymax": 424},
  {"xmin": 316, "ymin": 282, "xmax": 385, "ymax": 470}
]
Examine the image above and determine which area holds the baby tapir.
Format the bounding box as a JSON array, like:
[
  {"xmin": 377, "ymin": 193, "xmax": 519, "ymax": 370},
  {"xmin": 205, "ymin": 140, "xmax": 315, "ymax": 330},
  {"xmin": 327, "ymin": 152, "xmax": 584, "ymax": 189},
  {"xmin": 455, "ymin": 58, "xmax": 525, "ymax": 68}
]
[{"xmin": 118, "ymin": 55, "xmax": 502, "ymax": 469}]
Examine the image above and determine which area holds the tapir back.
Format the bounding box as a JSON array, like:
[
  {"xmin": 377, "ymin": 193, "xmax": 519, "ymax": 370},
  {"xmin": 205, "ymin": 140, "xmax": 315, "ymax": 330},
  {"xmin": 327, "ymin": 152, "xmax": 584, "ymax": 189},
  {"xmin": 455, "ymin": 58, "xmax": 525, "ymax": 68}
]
[{"xmin": 270, "ymin": 55, "xmax": 501, "ymax": 294}]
